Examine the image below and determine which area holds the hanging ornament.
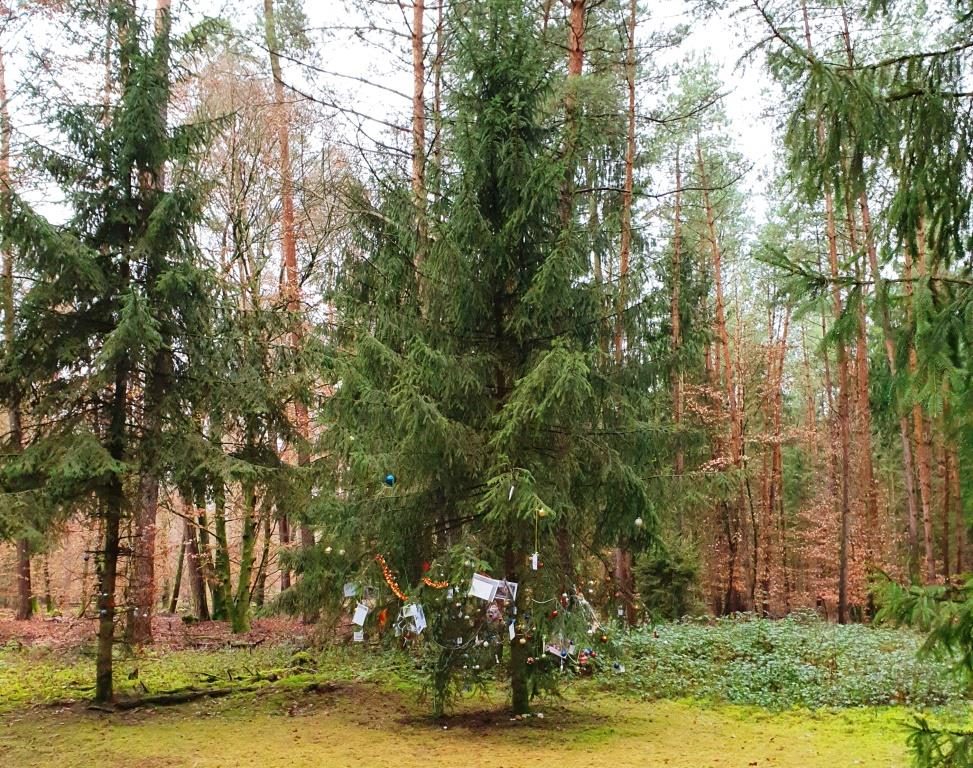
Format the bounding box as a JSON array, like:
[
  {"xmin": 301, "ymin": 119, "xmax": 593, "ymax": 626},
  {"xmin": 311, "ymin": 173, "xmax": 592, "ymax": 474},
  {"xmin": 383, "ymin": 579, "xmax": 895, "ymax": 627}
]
[
  {"xmin": 384, "ymin": 473, "xmax": 396, "ymax": 487},
  {"xmin": 634, "ymin": 517, "xmax": 644, "ymax": 528}
]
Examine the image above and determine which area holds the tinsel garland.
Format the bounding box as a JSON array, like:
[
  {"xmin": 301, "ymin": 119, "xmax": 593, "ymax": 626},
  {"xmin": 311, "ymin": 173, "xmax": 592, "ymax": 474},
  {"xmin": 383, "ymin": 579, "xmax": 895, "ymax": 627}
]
[
  {"xmin": 374, "ymin": 554, "xmax": 409, "ymax": 600},
  {"xmin": 374, "ymin": 554, "xmax": 451, "ymax": 600}
]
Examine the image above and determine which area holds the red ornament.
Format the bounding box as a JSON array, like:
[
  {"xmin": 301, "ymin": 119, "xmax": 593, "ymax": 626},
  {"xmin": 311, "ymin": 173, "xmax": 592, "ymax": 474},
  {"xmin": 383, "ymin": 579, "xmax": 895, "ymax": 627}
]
[
  {"xmin": 550, "ymin": 610, "xmax": 559, "ymax": 619},
  {"xmin": 422, "ymin": 561, "xmax": 431, "ymax": 573}
]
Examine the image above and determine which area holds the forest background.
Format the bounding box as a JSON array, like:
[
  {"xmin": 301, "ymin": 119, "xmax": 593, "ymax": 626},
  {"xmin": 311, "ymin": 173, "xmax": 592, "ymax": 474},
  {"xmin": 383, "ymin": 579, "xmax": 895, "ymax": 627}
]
[{"xmin": 0, "ymin": 0, "xmax": 970, "ymax": 721}]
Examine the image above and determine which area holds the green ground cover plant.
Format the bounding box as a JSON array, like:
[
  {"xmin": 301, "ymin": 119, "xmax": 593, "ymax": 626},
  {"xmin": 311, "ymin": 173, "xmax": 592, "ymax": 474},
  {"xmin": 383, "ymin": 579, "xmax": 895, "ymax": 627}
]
[{"xmin": 615, "ymin": 614, "xmax": 965, "ymax": 708}]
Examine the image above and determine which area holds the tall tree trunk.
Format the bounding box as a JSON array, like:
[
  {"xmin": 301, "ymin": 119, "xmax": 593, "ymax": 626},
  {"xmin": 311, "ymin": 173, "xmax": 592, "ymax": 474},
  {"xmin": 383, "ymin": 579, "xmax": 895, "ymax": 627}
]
[
  {"xmin": 766, "ymin": 309, "xmax": 789, "ymax": 616},
  {"xmin": 613, "ymin": 0, "xmax": 638, "ymax": 625},
  {"xmin": 800, "ymin": 327, "xmax": 818, "ymax": 461},
  {"xmin": 615, "ymin": 0, "xmax": 635, "ymax": 367},
  {"xmin": 184, "ymin": 510, "xmax": 209, "ymax": 621},
  {"xmin": 211, "ymin": 483, "xmax": 231, "ymax": 621},
  {"xmin": 552, "ymin": 0, "xmax": 588, "ymax": 596},
  {"xmin": 906, "ymin": 225, "xmax": 936, "ymax": 583},
  {"xmin": 845, "ymin": 200, "xmax": 879, "ymax": 570},
  {"xmin": 128, "ymin": 0, "xmax": 172, "ymax": 646},
  {"xmin": 14, "ymin": 540, "xmax": 32, "ymax": 620},
  {"xmin": 951, "ymin": 446, "xmax": 965, "ymax": 574},
  {"xmin": 96, "ymin": 497, "xmax": 122, "ymax": 703},
  {"xmin": 559, "ymin": 0, "xmax": 584, "ymax": 228},
  {"xmin": 825, "ymin": 190, "xmax": 853, "ymax": 624},
  {"xmin": 253, "ymin": 514, "xmax": 272, "ymax": 608},
  {"xmin": 698, "ymin": 141, "xmax": 742, "ymax": 613},
  {"xmin": 939, "ymin": 430, "xmax": 950, "ymax": 582},
  {"xmin": 431, "ymin": 0, "xmax": 444, "ymax": 196},
  {"xmin": 231, "ymin": 482, "xmax": 258, "ymax": 634},
  {"xmin": 671, "ymin": 148, "xmax": 684, "ymax": 480},
  {"xmin": 845, "ymin": 1, "xmax": 919, "ymax": 572},
  {"xmin": 802, "ymin": 2, "xmax": 852, "ymax": 622},
  {"xmin": 263, "ymin": 0, "xmax": 311, "ymax": 564},
  {"xmin": 859, "ymin": 191, "xmax": 920, "ymax": 573},
  {"xmin": 42, "ymin": 553, "xmax": 52, "ymax": 612},
  {"xmin": 97, "ymin": 355, "xmax": 129, "ymax": 703},
  {"xmin": 411, "ymin": 0, "xmax": 428, "ymax": 272},
  {"xmin": 168, "ymin": 520, "xmax": 186, "ymax": 614},
  {"xmin": 0, "ymin": 34, "xmax": 32, "ymax": 623},
  {"xmin": 697, "ymin": 142, "xmax": 739, "ymax": 464},
  {"xmin": 279, "ymin": 514, "xmax": 291, "ymax": 591}
]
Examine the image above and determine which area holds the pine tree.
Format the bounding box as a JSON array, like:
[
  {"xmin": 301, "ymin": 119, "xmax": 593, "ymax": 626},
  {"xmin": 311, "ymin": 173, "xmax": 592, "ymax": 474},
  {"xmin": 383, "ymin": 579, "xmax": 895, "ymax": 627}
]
[
  {"xmin": 0, "ymin": 0, "xmax": 213, "ymax": 701},
  {"xmin": 319, "ymin": 0, "xmax": 655, "ymax": 716}
]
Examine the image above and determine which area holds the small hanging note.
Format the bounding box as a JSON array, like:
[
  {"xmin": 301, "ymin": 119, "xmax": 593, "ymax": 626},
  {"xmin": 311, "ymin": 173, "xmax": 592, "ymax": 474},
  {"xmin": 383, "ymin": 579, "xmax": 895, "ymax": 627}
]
[
  {"xmin": 353, "ymin": 630, "xmax": 364, "ymax": 643},
  {"xmin": 352, "ymin": 602, "xmax": 369, "ymax": 626},
  {"xmin": 401, "ymin": 603, "xmax": 427, "ymax": 634},
  {"xmin": 530, "ymin": 552, "xmax": 539, "ymax": 571}
]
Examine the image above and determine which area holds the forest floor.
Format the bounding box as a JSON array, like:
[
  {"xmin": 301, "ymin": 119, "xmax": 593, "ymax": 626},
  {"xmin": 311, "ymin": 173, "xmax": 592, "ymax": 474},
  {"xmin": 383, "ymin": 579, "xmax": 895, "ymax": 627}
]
[{"xmin": 0, "ymin": 614, "xmax": 962, "ymax": 767}]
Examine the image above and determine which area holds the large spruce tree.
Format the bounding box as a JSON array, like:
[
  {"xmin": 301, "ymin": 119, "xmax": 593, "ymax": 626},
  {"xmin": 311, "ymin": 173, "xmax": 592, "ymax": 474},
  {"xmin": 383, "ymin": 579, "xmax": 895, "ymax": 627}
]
[
  {"xmin": 0, "ymin": 1, "xmax": 212, "ymax": 701},
  {"xmin": 319, "ymin": 0, "xmax": 657, "ymax": 715}
]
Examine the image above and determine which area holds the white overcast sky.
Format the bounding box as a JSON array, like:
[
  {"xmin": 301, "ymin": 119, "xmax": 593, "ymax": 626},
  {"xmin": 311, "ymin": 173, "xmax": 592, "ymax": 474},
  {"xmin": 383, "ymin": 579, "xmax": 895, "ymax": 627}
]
[{"xmin": 4, "ymin": 1, "xmax": 779, "ymax": 220}]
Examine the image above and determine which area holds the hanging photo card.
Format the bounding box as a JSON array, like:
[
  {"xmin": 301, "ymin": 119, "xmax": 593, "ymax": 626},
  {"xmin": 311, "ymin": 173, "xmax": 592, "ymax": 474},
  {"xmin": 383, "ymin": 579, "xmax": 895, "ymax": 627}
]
[
  {"xmin": 469, "ymin": 573, "xmax": 518, "ymax": 602},
  {"xmin": 343, "ymin": 582, "xmax": 359, "ymax": 599},
  {"xmin": 352, "ymin": 602, "xmax": 370, "ymax": 626},
  {"xmin": 413, "ymin": 604, "xmax": 427, "ymax": 634},
  {"xmin": 398, "ymin": 603, "xmax": 428, "ymax": 635},
  {"xmin": 469, "ymin": 573, "xmax": 499, "ymax": 601},
  {"xmin": 494, "ymin": 579, "xmax": 518, "ymax": 602}
]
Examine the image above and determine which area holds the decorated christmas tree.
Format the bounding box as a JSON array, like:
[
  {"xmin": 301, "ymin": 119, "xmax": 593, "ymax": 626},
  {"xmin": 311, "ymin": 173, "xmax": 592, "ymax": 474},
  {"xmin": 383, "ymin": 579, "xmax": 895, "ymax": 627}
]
[{"xmin": 315, "ymin": 0, "xmax": 657, "ymax": 715}]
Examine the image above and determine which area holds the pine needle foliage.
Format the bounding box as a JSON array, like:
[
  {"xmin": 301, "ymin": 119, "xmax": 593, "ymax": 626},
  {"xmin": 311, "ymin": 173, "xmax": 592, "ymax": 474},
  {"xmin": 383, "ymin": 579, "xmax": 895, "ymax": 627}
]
[
  {"xmin": 0, "ymin": 0, "xmax": 214, "ymax": 701},
  {"xmin": 874, "ymin": 575, "xmax": 973, "ymax": 767},
  {"xmin": 316, "ymin": 0, "xmax": 659, "ymax": 715}
]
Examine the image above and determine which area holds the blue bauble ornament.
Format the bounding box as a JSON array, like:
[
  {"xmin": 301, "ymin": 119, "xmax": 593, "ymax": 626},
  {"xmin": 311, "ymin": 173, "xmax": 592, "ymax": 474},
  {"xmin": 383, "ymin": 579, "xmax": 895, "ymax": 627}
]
[{"xmin": 384, "ymin": 473, "xmax": 396, "ymax": 487}]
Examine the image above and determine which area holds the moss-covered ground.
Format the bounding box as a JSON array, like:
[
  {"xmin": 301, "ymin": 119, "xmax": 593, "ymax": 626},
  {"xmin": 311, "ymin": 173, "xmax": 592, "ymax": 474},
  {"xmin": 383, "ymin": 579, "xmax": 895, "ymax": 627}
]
[
  {"xmin": 0, "ymin": 638, "xmax": 928, "ymax": 768},
  {"xmin": 1, "ymin": 679, "xmax": 915, "ymax": 768}
]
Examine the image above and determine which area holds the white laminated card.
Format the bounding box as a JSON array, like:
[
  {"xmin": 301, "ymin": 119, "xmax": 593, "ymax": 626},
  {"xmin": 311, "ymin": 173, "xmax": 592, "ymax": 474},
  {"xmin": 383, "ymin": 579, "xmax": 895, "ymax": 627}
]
[{"xmin": 469, "ymin": 573, "xmax": 498, "ymax": 601}]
